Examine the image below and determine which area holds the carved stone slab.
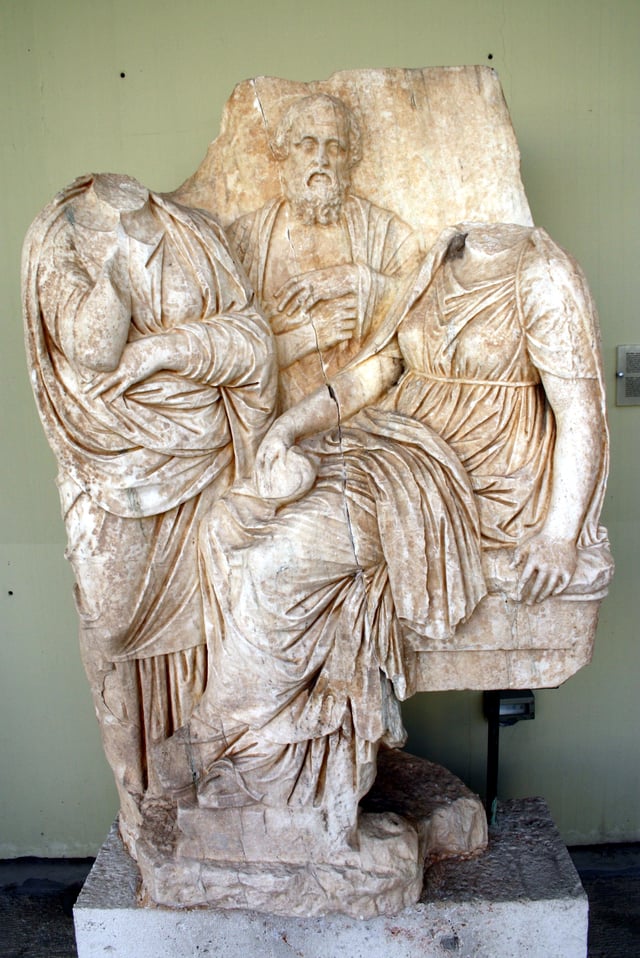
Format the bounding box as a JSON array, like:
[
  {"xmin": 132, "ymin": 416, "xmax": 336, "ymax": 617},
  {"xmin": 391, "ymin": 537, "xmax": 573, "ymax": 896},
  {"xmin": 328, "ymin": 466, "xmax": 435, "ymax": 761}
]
[
  {"xmin": 25, "ymin": 66, "xmax": 612, "ymax": 921},
  {"xmin": 171, "ymin": 68, "xmax": 610, "ymax": 692},
  {"xmin": 174, "ymin": 66, "xmax": 532, "ymax": 247}
]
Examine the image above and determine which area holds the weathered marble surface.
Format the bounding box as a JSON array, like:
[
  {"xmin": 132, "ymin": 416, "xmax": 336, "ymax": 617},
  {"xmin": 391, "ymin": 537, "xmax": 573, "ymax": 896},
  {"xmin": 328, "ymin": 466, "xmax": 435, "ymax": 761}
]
[
  {"xmin": 174, "ymin": 67, "xmax": 611, "ymax": 690},
  {"xmin": 23, "ymin": 67, "xmax": 612, "ymax": 919}
]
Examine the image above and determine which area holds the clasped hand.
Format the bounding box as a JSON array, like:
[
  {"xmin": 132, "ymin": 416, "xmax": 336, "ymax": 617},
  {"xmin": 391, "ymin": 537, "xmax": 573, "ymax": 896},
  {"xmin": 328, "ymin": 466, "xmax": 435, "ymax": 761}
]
[
  {"xmin": 275, "ymin": 264, "xmax": 359, "ymax": 315},
  {"xmin": 272, "ymin": 266, "xmax": 360, "ymax": 354}
]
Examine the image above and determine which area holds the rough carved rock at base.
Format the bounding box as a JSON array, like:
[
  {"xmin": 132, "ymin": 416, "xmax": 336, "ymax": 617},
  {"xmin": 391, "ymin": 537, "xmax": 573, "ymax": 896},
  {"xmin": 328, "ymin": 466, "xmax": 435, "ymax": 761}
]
[{"xmin": 135, "ymin": 752, "xmax": 487, "ymax": 918}]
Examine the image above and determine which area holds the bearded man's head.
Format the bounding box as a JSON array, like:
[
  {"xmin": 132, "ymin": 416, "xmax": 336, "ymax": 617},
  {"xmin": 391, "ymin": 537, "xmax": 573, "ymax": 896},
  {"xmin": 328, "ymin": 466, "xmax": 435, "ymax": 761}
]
[{"xmin": 273, "ymin": 94, "xmax": 362, "ymax": 225}]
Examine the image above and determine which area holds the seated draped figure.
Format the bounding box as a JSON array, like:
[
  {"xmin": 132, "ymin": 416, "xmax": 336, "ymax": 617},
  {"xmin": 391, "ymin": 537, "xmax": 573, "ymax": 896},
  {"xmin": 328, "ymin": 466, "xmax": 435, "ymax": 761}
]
[
  {"xmin": 23, "ymin": 69, "xmax": 612, "ymax": 919},
  {"xmin": 22, "ymin": 172, "xmax": 278, "ymax": 852},
  {"xmin": 159, "ymin": 222, "xmax": 613, "ymax": 847}
]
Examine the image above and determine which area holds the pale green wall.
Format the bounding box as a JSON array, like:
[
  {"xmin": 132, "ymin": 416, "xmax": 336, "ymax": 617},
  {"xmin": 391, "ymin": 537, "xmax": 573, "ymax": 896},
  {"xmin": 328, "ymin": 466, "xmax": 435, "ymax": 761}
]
[{"xmin": 1, "ymin": 0, "xmax": 638, "ymax": 855}]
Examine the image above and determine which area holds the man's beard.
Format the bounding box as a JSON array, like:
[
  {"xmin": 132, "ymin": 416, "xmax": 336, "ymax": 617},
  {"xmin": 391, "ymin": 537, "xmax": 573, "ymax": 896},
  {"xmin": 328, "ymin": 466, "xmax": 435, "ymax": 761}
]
[{"xmin": 283, "ymin": 171, "xmax": 348, "ymax": 226}]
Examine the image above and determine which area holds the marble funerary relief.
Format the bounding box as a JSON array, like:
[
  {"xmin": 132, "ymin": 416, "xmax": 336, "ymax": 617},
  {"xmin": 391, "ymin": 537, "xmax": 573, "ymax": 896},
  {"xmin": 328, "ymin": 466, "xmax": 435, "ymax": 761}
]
[{"xmin": 23, "ymin": 67, "xmax": 613, "ymax": 918}]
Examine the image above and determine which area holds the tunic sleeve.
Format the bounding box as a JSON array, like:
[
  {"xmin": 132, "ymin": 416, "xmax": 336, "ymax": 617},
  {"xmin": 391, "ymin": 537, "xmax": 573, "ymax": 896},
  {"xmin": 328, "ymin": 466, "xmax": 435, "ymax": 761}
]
[{"xmin": 517, "ymin": 228, "xmax": 600, "ymax": 381}]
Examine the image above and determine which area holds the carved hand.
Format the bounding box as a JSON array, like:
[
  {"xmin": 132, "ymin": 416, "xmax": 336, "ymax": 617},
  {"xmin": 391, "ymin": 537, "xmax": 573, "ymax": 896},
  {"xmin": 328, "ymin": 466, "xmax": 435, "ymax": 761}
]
[
  {"xmin": 272, "ymin": 294, "xmax": 358, "ymax": 367},
  {"xmin": 84, "ymin": 332, "xmax": 190, "ymax": 400},
  {"xmin": 73, "ymin": 222, "xmax": 132, "ymax": 372},
  {"xmin": 104, "ymin": 222, "xmax": 132, "ymax": 305},
  {"xmin": 275, "ymin": 265, "xmax": 360, "ymax": 314},
  {"xmin": 254, "ymin": 423, "xmax": 317, "ymax": 504},
  {"xmin": 512, "ymin": 534, "xmax": 578, "ymax": 604},
  {"xmin": 307, "ymin": 294, "xmax": 358, "ymax": 349}
]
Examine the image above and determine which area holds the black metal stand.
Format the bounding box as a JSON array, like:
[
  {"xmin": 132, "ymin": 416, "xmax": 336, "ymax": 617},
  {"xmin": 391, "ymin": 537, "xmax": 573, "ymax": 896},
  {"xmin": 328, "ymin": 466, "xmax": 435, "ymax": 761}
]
[
  {"xmin": 483, "ymin": 690, "xmax": 535, "ymax": 819},
  {"xmin": 484, "ymin": 690, "xmax": 501, "ymax": 817}
]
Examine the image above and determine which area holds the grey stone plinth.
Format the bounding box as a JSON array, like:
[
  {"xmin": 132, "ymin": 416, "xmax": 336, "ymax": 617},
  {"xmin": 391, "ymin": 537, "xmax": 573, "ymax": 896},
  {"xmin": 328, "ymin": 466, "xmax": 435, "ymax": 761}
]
[{"xmin": 74, "ymin": 797, "xmax": 587, "ymax": 958}]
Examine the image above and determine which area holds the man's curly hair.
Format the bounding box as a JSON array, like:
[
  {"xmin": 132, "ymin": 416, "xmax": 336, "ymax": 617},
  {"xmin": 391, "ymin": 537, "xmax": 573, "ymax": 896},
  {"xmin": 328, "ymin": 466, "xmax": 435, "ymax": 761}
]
[{"xmin": 272, "ymin": 94, "xmax": 363, "ymax": 169}]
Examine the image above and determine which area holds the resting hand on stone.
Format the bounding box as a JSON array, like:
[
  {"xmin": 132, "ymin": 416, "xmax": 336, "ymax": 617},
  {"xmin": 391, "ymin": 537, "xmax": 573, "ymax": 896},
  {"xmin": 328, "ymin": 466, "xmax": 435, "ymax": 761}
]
[{"xmin": 512, "ymin": 533, "xmax": 578, "ymax": 604}]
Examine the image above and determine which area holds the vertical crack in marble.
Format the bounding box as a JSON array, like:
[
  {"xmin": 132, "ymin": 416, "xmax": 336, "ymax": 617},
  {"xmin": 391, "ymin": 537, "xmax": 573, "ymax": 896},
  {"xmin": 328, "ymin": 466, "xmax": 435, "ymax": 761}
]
[
  {"xmin": 325, "ymin": 380, "xmax": 362, "ymax": 578},
  {"xmin": 252, "ymin": 81, "xmax": 276, "ymax": 160}
]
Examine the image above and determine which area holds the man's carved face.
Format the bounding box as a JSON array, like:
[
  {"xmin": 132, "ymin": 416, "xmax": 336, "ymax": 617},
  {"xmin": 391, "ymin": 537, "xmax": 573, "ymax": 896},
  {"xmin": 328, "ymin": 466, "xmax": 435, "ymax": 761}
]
[{"xmin": 281, "ymin": 102, "xmax": 351, "ymax": 224}]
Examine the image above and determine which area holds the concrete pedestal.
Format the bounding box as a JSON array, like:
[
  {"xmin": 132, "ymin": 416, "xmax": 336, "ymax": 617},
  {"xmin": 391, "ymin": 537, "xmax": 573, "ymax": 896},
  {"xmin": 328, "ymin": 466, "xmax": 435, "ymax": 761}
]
[{"xmin": 74, "ymin": 798, "xmax": 588, "ymax": 958}]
